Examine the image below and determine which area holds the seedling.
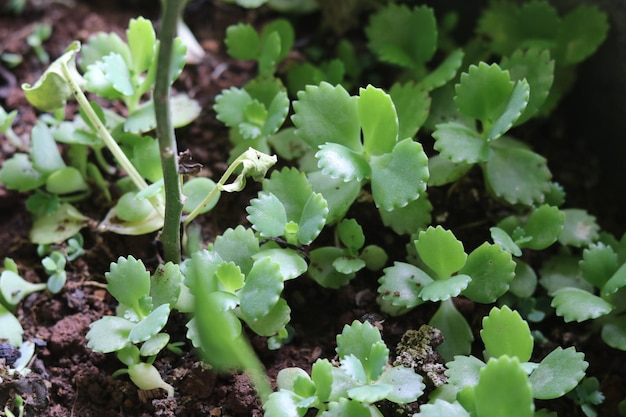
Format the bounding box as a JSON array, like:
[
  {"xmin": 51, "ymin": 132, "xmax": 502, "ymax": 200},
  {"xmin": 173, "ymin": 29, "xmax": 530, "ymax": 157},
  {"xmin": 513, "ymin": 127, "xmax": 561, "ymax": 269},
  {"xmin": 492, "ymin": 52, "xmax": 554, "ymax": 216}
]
[
  {"xmin": 0, "ymin": 105, "xmax": 24, "ymax": 148},
  {"xmin": 26, "ymin": 23, "xmax": 52, "ymax": 64},
  {"xmin": 264, "ymin": 320, "xmax": 425, "ymax": 416}
]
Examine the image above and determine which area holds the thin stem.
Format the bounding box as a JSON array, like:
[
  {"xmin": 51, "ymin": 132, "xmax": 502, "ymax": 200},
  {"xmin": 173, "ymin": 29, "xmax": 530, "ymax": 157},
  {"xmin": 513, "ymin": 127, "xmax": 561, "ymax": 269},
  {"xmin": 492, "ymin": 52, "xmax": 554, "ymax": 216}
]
[
  {"xmin": 60, "ymin": 63, "xmax": 165, "ymax": 215},
  {"xmin": 154, "ymin": 0, "xmax": 185, "ymax": 263}
]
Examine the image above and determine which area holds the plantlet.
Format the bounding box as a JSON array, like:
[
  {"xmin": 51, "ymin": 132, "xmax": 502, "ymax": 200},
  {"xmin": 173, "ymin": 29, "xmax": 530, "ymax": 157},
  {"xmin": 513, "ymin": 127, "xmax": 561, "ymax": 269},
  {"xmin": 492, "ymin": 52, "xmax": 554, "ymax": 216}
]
[
  {"xmin": 26, "ymin": 23, "xmax": 52, "ymax": 64},
  {"xmin": 264, "ymin": 320, "xmax": 425, "ymax": 416},
  {"xmin": 0, "ymin": 105, "xmax": 24, "ymax": 148}
]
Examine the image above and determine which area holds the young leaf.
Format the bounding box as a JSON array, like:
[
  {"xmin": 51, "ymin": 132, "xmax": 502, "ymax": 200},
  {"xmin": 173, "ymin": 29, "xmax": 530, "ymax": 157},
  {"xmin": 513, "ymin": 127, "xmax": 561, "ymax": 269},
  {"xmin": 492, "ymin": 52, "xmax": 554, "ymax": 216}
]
[
  {"xmin": 539, "ymin": 254, "xmax": 593, "ymax": 294},
  {"xmin": 433, "ymin": 121, "xmax": 490, "ymax": 164},
  {"xmin": 474, "ymin": 356, "xmax": 534, "ymax": 417},
  {"xmin": 244, "ymin": 297, "xmax": 290, "ymax": 338},
  {"xmin": 481, "ymin": 306, "xmax": 533, "ymax": 362},
  {"xmin": 0, "ymin": 304, "xmax": 23, "ymax": 347},
  {"xmin": 421, "ymin": 48, "xmax": 464, "ymax": 91},
  {"xmin": 309, "ymin": 247, "xmax": 355, "ymax": 289},
  {"xmin": 414, "ymin": 399, "xmax": 471, "ymax": 417},
  {"xmin": 316, "ymin": 143, "xmax": 370, "ymax": 182},
  {"xmin": 0, "ymin": 153, "xmax": 44, "ymax": 192},
  {"xmin": 459, "ymin": 242, "xmax": 515, "ymax": 303},
  {"xmin": 336, "ymin": 320, "xmax": 386, "ymax": 366},
  {"xmin": 415, "ymin": 226, "xmax": 466, "ymax": 280},
  {"xmin": 523, "ymin": 205, "xmax": 564, "ymax": 250},
  {"xmin": 429, "ymin": 299, "xmax": 474, "ymax": 361},
  {"xmin": 292, "ymin": 82, "xmax": 360, "ymax": 151},
  {"xmin": 225, "ymin": 23, "xmax": 260, "ymax": 60},
  {"xmin": 369, "ymin": 138, "xmax": 429, "ymax": 211},
  {"xmin": 580, "ymin": 243, "xmax": 618, "ymax": 289},
  {"xmin": 601, "ymin": 316, "xmax": 626, "ymax": 351},
  {"xmin": 319, "ymin": 398, "xmax": 373, "ymax": 417},
  {"xmin": 150, "ymin": 262, "xmax": 182, "ymax": 308},
  {"xmin": 379, "ymin": 194, "xmax": 433, "ymax": 235},
  {"xmin": 311, "ymin": 359, "xmax": 333, "ymax": 403},
  {"xmin": 238, "ymin": 257, "xmax": 283, "ymax": 319},
  {"xmin": 128, "ymin": 303, "xmax": 171, "ymax": 344},
  {"xmin": 253, "ymin": 248, "xmax": 307, "ymax": 281},
  {"xmin": 307, "ymin": 170, "xmax": 361, "ymax": 225},
  {"xmin": 213, "ymin": 226, "xmax": 259, "ymax": 275},
  {"xmin": 337, "ymin": 219, "xmax": 365, "ymax": 253},
  {"xmin": 247, "ymin": 192, "xmax": 288, "ymax": 238},
  {"xmin": 126, "ymin": 17, "xmax": 156, "ymax": 75},
  {"xmin": 358, "ymin": 85, "xmax": 398, "ymax": 156},
  {"xmin": 486, "ymin": 79, "xmax": 529, "ymax": 141},
  {"xmin": 261, "ymin": 19, "xmax": 294, "ymax": 62},
  {"xmin": 529, "ymin": 347, "xmax": 588, "ymax": 399},
  {"xmin": 490, "ymin": 227, "xmax": 522, "ymax": 257},
  {"xmin": 445, "ymin": 355, "xmax": 485, "ymax": 389},
  {"xmin": 558, "ymin": 209, "xmax": 600, "ymax": 247},
  {"xmin": 378, "ymin": 262, "xmax": 433, "ymax": 314},
  {"xmin": 106, "ymin": 256, "xmax": 151, "ymax": 313},
  {"xmin": 86, "ymin": 316, "xmax": 135, "ymax": 353},
  {"xmin": 31, "ymin": 121, "xmax": 66, "ymax": 174},
  {"xmin": 30, "ymin": 203, "xmax": 88, "ymax": 245},
  {"xmin": 601, "ymin": 262, "xmax": 626, "ymax": 297},
  {"xmin": 557, "ymin": 5, "xmax": 608, "ymax": 65},
  {"xmin": 551, "ymin": 287, "xmax": 613, "ymax": 322},
  {"xmin": 377, "ymin": 366, "xmax": 425, "ymax": 403},
  {"xmin": 366, "ymin": 4, "xmax": 437, "ymax": 70},
  {"xmin": 389, "ymin": 81, "xmax": 430, "ymax": 139},
  {"xmin": 420, "ymin": 275, "xmax": 471, "ymax": 302}
]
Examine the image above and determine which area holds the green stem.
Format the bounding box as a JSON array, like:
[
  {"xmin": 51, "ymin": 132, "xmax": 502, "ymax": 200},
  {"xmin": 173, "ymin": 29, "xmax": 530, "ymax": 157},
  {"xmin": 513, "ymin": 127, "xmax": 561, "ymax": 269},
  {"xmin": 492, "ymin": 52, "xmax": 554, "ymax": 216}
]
[
  {"xmin": 60, "ymin": 63, "xmax": 164, "ymax": 215},
  {"xmin": 154, "ymin": 0, "xmax": 185, "ymax": 263}
]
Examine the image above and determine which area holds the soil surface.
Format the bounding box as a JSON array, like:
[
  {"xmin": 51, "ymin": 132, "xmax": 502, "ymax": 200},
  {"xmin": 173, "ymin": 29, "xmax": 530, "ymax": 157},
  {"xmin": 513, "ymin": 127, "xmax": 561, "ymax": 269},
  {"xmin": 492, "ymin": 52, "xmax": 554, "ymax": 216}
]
[{"xmin": 0, "ymin": 1, "xmax": 625, "ymax": 417}]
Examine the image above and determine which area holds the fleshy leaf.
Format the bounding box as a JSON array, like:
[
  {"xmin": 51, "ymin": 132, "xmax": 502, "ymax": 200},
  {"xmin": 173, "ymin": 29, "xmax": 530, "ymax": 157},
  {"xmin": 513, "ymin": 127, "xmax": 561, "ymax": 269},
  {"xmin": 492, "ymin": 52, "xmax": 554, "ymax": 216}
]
[
  {"xmin": 414, "ymin": 400, "xmax": 470, "ymax": 417},
  {"xmin": 420, "ymin": 274, "xmax": 471, "ymax": 302},
  {"xmin": 558, "ymin": 209, "xmax": 599, "ymax": 247},
  {"xmin": 30, "ymin": 203, "xmax": 88, "ymax": 244},
  {"xmin": 432, "ymin": 121, "xmax": 490, "ymax": 164},
  {"xmin": 31, "ymin": 121, "xmax": 66, "ymax": 174},
  {"xmin": 481, "ymin": 306, "xmax": 533, "ymax": 362},
  {"xmin": 490, "ymin": 226, "xmax": 522, "ymax": 257},
  {"xmin": 454, "ymin": 62, "xmax": 515, "ymax": 127},
  {"xmin": 484, "ymin": 140, "xmax": 551, "ymax": 206},
  {"xmin": 214, "ymin": 87, "xmax": 253, "ymax": 128},
  {"xmin": 239, "ymin": 257, "xmax": 283, "ymax": 320},
  {"xmin": 529, "ymin": 347, "xmax": 588, "ymax": 399},
  {"xmin": 461, "ymin": 242, "xmax": 515, "ymax": 303},
  {"xmin": 0, "ymin": 153, "xmax": 44, "ymax": 192},
  {"xmin": 0, "ymin": 304, "xmax": 23, "ymax": 347},
  {"xmin": 309, "ymin": 247, "xmax": 355, "ymax": 289},
  {"xmin": 151, "ymin": 262, "xmax": 182, "ymax": 308},
  {"xmin": 247, "ymin": 192, "xmax": 288, "ymax": 238},
  {"xmin": 243, "ymin": 297, "xmax": 290, "ymax": 337},
  {"xmin": 366, "ymin": 4, "xmax": 437, "ymax": 69},
  {"xmin": 445, "ymin": 355, "xmax": 485, "ymax": 389},
  {"xmin": 337, "ymin": 218, "xmax": 365, "ymax": 252},
  {"xmin": 297, "ymin": 192, "xmax": 328, "ymax": 245},
  {"xmin": 421, "ymin": 48, "xmax": 464, "ymax": 91},
  {"xmin": 539, "ymin": 254, "xmax": 593, "ymax": 294},
  {"xmin": 225, "ymin": 23, "xmax": 260, "ymax": 60},
  {"xmin": 292, "ymin": 82, "xmax": 361, "ymax": 151},
  {"xmin": 551, "ymin": 287, "xmax": 613, "ymax": 322},
  {"xmin": 377, "ymin": 262, "xmax": 433, "ymax": 314},
  {"xmin": 601, "ymin": 263, "xmax": 626, "ymax": 297},
  {"xmin": 358, "ymin": 85, "xmax": 398, "ymax": 156},
  {"xmin": 319, "ymin": 398, "xmax": 373, "ymax": 417},
  {"xmin": 128, "ymin": 304, "xmax": 170, "ymax": 344},
  {"xmin": 22, "ymin": 41, "xmax": 81, "ymax": 111},
  {"xmin": 501, "ymin": 48, "xmax": 554, "ymax": 125},
  {"xmin": 336, "ymin": 320, "xmax": 388, "ymax": 375},
  {"xmin": 106, "ymin": 256, "xmax": 151, "ymax": 314},
  {"xmin": 415, "ymin": 226, "xmax": 466, "ymax": 280},
  {"xmin": 86, "ymin": 316, "xmax": 135, "ymax": 353},
  {"xmin": 427, "ymin": 155, "xmax": 473, "ymax": 186},
  {"xmin": 429, "ymin": 299, "xmax": 474, "ymax": 361},
  {"xmin": 333, "ymin": 257, "xmax": 366, "ymax": 275},
  {"xmin": 601, "ymin": 316, "xmax": 626, "ymax": 351},
  {"xmin": 311, "ymin": 359, "xmax": 333, "ymax": 403},
  {"xmin": 307, "ymin": 170, "xmax": 360, "ymax": 225},
  {"xmin": 377, "ymin": 366, "xmax": 425, "ymax": 403},
  {"xmin": 369, "ymin": 138, "xmax": 429, "ymax": 211},
  {"xmin": 558, "ymin": 5, "xmax": 608, "ymax": 65},
  {"xmin": 522, "ymin": 205, "xmax": 564, "ymax": 250},
  {"xmin": 316, "ymin": 143, "xmax": 370, "ymax": 182},
  {"xmin": 253, "ymin": 248, "xmax": 307, "ymax": 281},
  {"xmin": 127, "ymin": 17, "xmax": 156, "ymax": 74},
  {"xmin": 580, "ymin": 243, "xmax": 618, "ymax": 289},
  {"xmin": 379, "ymin": 194, "xmax": 432, "ymax": 235},
  {"xmin": 486, "ymin": 79, "xmax": 529, "ymax": 141},
  {"xmin": 390, "ymin": 81, "xmax": 430, "ymax": 139},
  {"xmin": 474, "ymin": 357, "xmax": 534, "ymax": 417}
]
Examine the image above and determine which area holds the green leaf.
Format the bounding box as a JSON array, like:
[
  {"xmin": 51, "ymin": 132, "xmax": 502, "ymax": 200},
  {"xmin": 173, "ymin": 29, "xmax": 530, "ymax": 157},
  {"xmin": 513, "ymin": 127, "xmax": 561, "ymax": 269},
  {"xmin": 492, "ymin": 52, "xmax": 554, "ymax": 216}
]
[
  {"xmin": 140, "ymin": 333, "xmax": 170, "ymax": 357},
  {"xmin": 445, "ymin": 355, "xmax": 485, "ymax": 389},
  {"xmin": 459, "ymin": 242, "xmax": 515, "ymax": 303},
  {"xmin": 216, "ymin": 262, "xmax": 245, "ymax": 293},
  {"xmin": 263, "ymin": 390, "xmax": 306, "ymax": 417},
  {"xmin": 214, "ymin": 87, "xmax": 253, "ymax": 128},
  {"xmin": 601, "ymin": 263, "xmax": 626, "ymax": 297},
  {"xmin": 258, "ymin": 31, "xmax": 281, "ymax": 76},
  {"xmin": 106, "ymin": 256, "xmax": 151, "ymax": 313},
  {"xmin": 80, "ymin": 32, "xmax": 131, "ymax": 70},
  {"xmin": 601, "ymin": 316, "xmax": 626, "ymax": 351},
  {"xmin": 414, "ymin": 400, "xmax": 470, "ymax": 417},
  {"xmin": 261, "ymin": 19, "xmax": 294, "ymax": 62},
  {"xmin": 490, "ymin": 227, "xmax": 522, "ymax": 257},
  {"xmin": 558, "ymin": 5, "xmax": 608, "ymax": 65},
  {"xmin": 0, "ymin": 270, "xmax": 47, "ymax": 309},
  {"xmin": 0, "ymin": 304, "xmax": 23, "ymax": 346},
  {"xmin": 379, "ymin": 194, "xmax": 432, "ymax": 235},
  {"xmin": 338, "ymin": 218, "xmax": 365, "ymax": 252},
  {"xmin": 336, "ymin": 320, "xmax": 385, "ymax": 364},
  {"xmin": 539, "ymin": 254, "xmax": 593, "ymax": 294},
  {"xmin": 433, "ymin": 121, "xmax": 490, "ymax": 164},
  {"xmin": 358, "ymin": 85, "xmax": 398, "ymax": 156},
  {"xmin": 309, "ymin": 247, "xmax": 355, "ymax": 289},
  {"xmin": 316, "ymin": 143, "xmax": 370, "ymax": 182},
  {"xmin": 307, "ymin": 171, "xmax": 360, "ymax": 225},
  {"xmin": 244, "ymin": 297, "xmax": 290, "ymax": 337},
  {"xmin": 551, "ymin": 287, "xmax": 613, "ymax": 322},
  {"xmin": 86, "ymin": 316, "xmax": 135, "ymax": 353},
  {"xmin": 509, "ymin": 260, "xmax": 538, "ymax": 298},
  {"xmin": 415, "ymin": 226, "xmax": 466, "ymax": 280},
  {"xmin": 0, "ymin": 153, "xmax": 44, "ymax": 192},
  {"xmin": 225, "ymin": 23, "xmax": 260, "ymax": 60},
  {"xmin": 100, "ymin": 52, "xmax": 134, "ymax": 96},
  {"xmin": 481, "ymin": 305, "xmax": 533, "ymax": 362},
  {"xmin": 127, "ymin": 17, "xmax": 156, "ymax": 74},
  {"xmin": 239, "ymin": 257, "xmax": 283, "ymax": 320},
  {"xmin": 333, "ymin": 257, "xmax": 366, "ymax": 275},
  {"xmin": 370, "ymin": 138, "xmax": 429, "ymax": 211},
  {"xmin": 580, "ymin": 243, "xmax": 618, "ymax": 289},
  {"xmin": 558, "ymin": 209, "xmax": 599, "ymax": 247},
  {"xmin": 263, "ymin": 167, "xmax": 315, "ymax": 222},
  {"xmin": 454, "ymin": 62, "xmax": 515, "ymax": 127},
  {"xmin": 421, "ymin": 48, "xmax": 464, "ymax": 91},
  {"xmin": 128, "ymin": 304, "xmax": 171, "ymax": 344},
  {"xmin": 486, "ymin": 79, "xmax": 529, "ymax": 141},
  {"xmin": 529, "ymin": 347, "xmax": 588, "ymax": 399},
  {"xmin": 429, "ymin": 299, "xmax": 474, "ymax": 361},
  {"xmin": 390, "ymin": 81, "xmax": 430, "ymax": 139},
  {"xmin": 319, "ymin": 398, "xmax": 374, "ymax": 417},
  {"xmin": 253, "ymin": 248, "xmax": 307, "ymax": 281},
  {"xmin": 22, "ymin": 41, "xmax": 81, "ymax": 111},
  {"xmin": 297, "ymin": 192, "xmax": 327, "ymax": 246},
  {"xmin": 213, "ymin": 226, "xmax": 260, "ymax": 275},
  {"xmin": 426, "ymin": 155, "xmax": 473, "ymax": 187},
  {"xmin": 311, "ymin": 359, "xmax": 333, "ymax": 403},
  {"xmin": 31, "ymin": 121, "xmax": 66, "ymax": 174},
  {"xmin": 292, "ymin": 82, "xmax": 361, "ymax": 151},
  {"xmin": 377, "ymin": 262, "xmax": 433, "ymax": 315},
  {"xmin": 30, "ymin": 203, "xmax": 88, "ymax": 245},
  {"xmin": 474, "ymin": 357, "xmax": 534, "ymax": 417},
  {"xmin": 500, "ymin": 48, "xmax": 554, "ymax": 125},
  {"xmin": 366, "ymin": 4, "xmax": 437, "ymax": 69},
  {"xmin": 420, "ymin": 275, "xmax": 471, "ymax": 302},
  {"xmin": 347, "ymin": 383, "xmax": 392, "ymax": 403},
  {"xmin": 151, "ymin": 262, "xmax": 182, "ymax": 308},
  {"xmin": 485, "ymin": 141, "xmax": 551, "ymax": 206},
  {"xmin": 247, "ymin": 192, "xmax": 288, "ymax": 238},
  {"xmin": 522, "ymin": 205, "xmax": 564, "ymax": 250}
]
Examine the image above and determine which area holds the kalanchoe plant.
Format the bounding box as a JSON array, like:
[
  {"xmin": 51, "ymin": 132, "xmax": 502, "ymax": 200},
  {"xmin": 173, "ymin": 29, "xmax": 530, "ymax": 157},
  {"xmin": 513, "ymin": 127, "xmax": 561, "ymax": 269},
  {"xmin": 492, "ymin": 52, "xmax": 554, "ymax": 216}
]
[
  {"xmin": 264, "ymin": 320, "xmax": 425, "ymax": 417},
  {"xmin": 423, "ymin": 306, "xmax": 588, "ymax": 417}
]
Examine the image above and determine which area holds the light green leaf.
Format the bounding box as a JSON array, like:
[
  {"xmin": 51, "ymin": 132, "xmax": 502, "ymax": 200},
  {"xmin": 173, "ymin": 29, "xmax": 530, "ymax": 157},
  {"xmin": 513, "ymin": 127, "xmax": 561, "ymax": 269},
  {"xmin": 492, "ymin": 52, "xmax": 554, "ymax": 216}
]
[
  {"xmin": 370, "ymin": 138, "xmax": 428, "ymax": 211},
  {"xmin": 261, "ymin": 19, "xmax": 294, "ymax": 62},
  {"xmin": 263, "ymin": 390, "xmax": 306, "ymax": 417},
  {"xmin": 558, "ymin": 5, "xmax": 608, "ymax": 65},
  {"xmin": 225, "ymin": 23, "xmax": 260, "ymax": 60},
  {"xmin": 601, "ymin": 262, "xmax": 626, "ymax": 297},
  {"xmin": 539, "ymin": 254, "xmax": 593, "ymax": 294},
  {"xmin": 486, "ymin": 79, "xmax": 529, "ymax": 141},
  {"xmin": 258, "ymin": 31, "xmax": 281, "ymax": 76},
  {"xmin": 551, "ymin": 287, "xmax": 613, "ymax": 322},
  {"xmin": 86, "ymin": 316, "xmax": 135, "ymax": 353},
  {"xmin": 243, "ymin": 297, "xmax": 290, "ymax": 337},
  {"xmin": 336, "ymin": 320, "xmax": 385, "ymax": 365},
  {"xmin": 319, "ymin": 398, "xmax": 374, "ymax": 417},
  {"xmin": 529, "ymin": 347, "xmax": 588, "ymax": 399},
  {"xmin": 0, "ymin": 153, "xmax": 44, "ymax": 192},
  {"xmin": 247, "ymin": 192, "xmax": 288, "ymax": 238},
  {"xmin": 377, "ymin": 262, "xmax": 432, "ymax": 314},
  {"xmin": 427, "ymin": 155, "xmax": 473, "ymax": 186},
  {"xmin": 580, "ymin": 243, "xmax": 618, "ymax": 289},
  {"xmin": 253, "ymin": 248, "xmax": 307, "ymax": 281},
  {"xmin": 523, "ymin": 205, "xmax": 564, "ymax": 250},
  {"xmin": 474, "ymin": 357, "xmax": 534, "ymax": 417},
  {"xmin": 309, "ymin": 247, "xmax": 355, "ymax": 289},
  {"xmin": 415, "ymin": 400, "xmax": 470, "ymax": 417},
  {"xmin": 100, "ymin": 52, "xmax": 134, "ymax": 96},
  {"xmin": 390, "ymin": 81, "xmax": 430, "ymax": 139},
  {"xmin": 297, "ymin": 192, "xmax": 327, "ymax": 245},
  {"xmin": 433, "ymin": 121, "xmax": 490, "ymax": 164},
  {"xmin": 127, "ymin": 17, "xmax": 156, "ymax": 74},
  {"xmin": 128, "ymin": 304, "xmax": 170, "ymax": 344},
  {"xmin": 429, "ymin": 299, "xmax": 474, "ymax": 361},
  {"xmin": 106, "ymin": 256, "xmax": 150, "ymax": 313},
  {"xmin": 215, "ymin": 262, "xmax": 245, "ymax": 293},
  {"xmin": 421, "ymin": 48, "xmax": 464, "ymax": 91},
  {"xmin": 509, "ymin": 260, "xmax": 538, "ymax": 299},
  {"xmin": 22, "ymin": 41, "xmax": 81, "ymax": 111},
  {"xmin": 454, "ymin": 62, "xmax": 515, "ymax": 126},
  {"xmin": 239, "ymin": 257, "xmax": 283, "ymax": 319},
  {"xmin": 446, "ymin": 355, "xmax": 485, "ymax": 389},
  {"xmin": 262, "ymin": 167, "xmax": 312, "ymax": 221},
  {"xmin": 213, "ymin": 226, "xmax": 260, "ymax": 275},
  {"xmin": 292, "ymin": 82, "xmax": 361, "ymax": 151},
  {"xmin": 0, "ymin": 270, "xmax": 47, "ymax": 309},
  {"xmin": 366, "ymin": 4, "xmax": 437, "ymax": 69},
  {"xmin": 490, "ymin": 226, "xmax": 522, "ymax": 257},
  {"xmin": 461, "ymin": 242, "xmax": 516, "ymax": 303},
  {"xmin": 338, "ymin": 218, "xmax": 365, "ymax": 252},
  {"xmin": 420, "ymin": 274, "xmax": 471, "ymax": 302},
  {"xmin": 214, "ymin": 87, "xmax": 252, "ymax": 128},
  {"xmin": 481, "ymin": 305, "xmax": 533, "ymax": 362},
  {"xmin": 379, "ymin": 194, "xmax": 432, "ymax": 235},
  {"xmin": 558, "ymin": 209, "xmax": 599, "ymax": 248},
  {"xmin": 30, "ymin": 121, "xmax": 66, "ymax": 174},
  {"xmin": 30, "ymin": 203, "xmax": 88, "ymax": 244},
  {"xmin": 316, "ymin": 143, "xmax": 370, "ymax": 182},
  {"xmin": 0, "ymin": 304, "xmax": 23, "ymax": 346},
  {"xmin": 307, "ymin": 170, "xmax": 360, "ymax": 225},
  {"xmin": 150, "ymin": 262, "xmax": 182, "ymax": 308},
  {"xmin": 347, "ymin": 384, "xmax": 392, "ymax": 403},
  {"xmin": 358, "ymin": 85, "xmax": 398, "ymax": 156},
  {"xmin": 415, "ymin": 226, "xmax": 466, "ymax": 280},
  {"xmin": 333, "ymin": 257, "xmax": 366, "ymax": 275},
  {"xmin": 312, "ymin": 359, "xmax": 333, "ymax": 403},
  {"xmin": 139, "ymin": 333, "xmax": 170, "ymax": 357},
  {"xmin": 601, "ymin": 316, "xmax": 626, "ymax": 351}
]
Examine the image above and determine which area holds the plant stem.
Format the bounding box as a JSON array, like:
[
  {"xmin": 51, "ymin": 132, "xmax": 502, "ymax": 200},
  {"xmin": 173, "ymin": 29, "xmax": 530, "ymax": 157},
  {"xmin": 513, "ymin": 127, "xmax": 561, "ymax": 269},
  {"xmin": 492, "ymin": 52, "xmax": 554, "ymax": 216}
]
[
  {"xmin": 60, "ymin": 62, "xmax": 164, "ymax": 215},
  {"xmin": 154, "ymin": 0, "xmax": 185, "ymax": 264}
]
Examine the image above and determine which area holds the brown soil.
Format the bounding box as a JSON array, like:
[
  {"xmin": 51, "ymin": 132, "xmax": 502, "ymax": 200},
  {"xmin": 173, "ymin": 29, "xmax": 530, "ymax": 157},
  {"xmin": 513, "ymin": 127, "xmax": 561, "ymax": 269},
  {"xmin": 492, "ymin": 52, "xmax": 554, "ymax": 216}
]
[{"xmin": 0, "ymin": 1, "xmax": 625, "ymax": 417}]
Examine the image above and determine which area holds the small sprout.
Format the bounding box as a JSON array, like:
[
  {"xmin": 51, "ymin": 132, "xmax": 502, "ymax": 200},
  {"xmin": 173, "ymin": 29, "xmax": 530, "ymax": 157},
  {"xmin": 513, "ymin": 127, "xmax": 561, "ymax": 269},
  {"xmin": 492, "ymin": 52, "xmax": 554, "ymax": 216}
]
[
  {"xmin": 0, "ymin": 106, "xmax": 24, "ymax": 148},
  {"xmin": 26, "ymin": 23, "xmax": 52, "ymax": 64}
]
